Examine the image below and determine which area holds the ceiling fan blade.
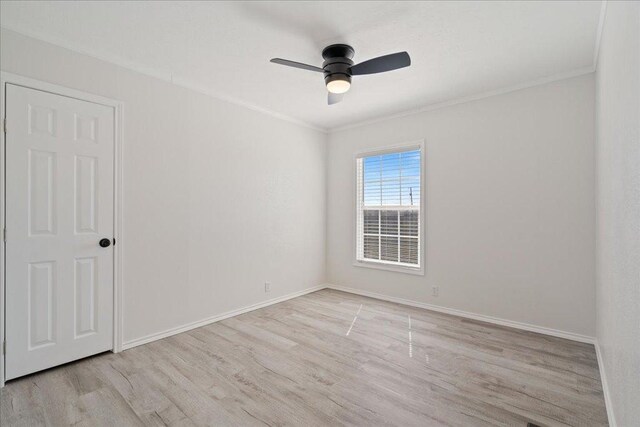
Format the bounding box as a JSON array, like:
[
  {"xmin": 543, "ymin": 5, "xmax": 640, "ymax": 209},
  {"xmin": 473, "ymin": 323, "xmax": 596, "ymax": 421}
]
[
  {"xmin": 270, "ymin": 58, "xmax": 324, "ymax": 72},
  {"xmin": 328, "ymin": 92, "xmax": 344, "ymax": 105},
  {"xmin": 350, "ymin": 52, "xmax": 411, "ymax": 75}
]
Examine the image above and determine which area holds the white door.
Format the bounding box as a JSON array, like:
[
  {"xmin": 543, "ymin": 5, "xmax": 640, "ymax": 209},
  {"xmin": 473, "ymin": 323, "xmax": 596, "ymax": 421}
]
[{"xmin": 5, "ymin": 84, "xmax": 115, "ymax": 380}]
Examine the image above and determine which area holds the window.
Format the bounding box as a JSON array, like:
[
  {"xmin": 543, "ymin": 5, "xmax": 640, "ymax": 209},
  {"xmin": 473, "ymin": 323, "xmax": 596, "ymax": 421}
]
[{"xmin": 356, "ymin": 145, "xmax": 423, "ymax": 273}]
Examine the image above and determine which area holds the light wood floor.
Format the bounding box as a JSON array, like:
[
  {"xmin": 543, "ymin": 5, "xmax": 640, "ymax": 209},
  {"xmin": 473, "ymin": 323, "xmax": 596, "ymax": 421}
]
[{"xmin": 1, "ymin": 289, "xmax": 607, "ymax": 426}]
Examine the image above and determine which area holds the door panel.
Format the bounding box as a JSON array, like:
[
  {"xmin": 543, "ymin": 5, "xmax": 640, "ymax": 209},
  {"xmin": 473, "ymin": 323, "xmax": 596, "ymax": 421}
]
[
  {"xmin": 74, "ymin": 256, "xmax": 97, "ymax": 338},
  {"xmin": 74, "ymin": 155, "xmax": 98, "ymax": 234},
  {"xmin": 28, "ymin": 149, "xmax": 57, "ymax": 235},
  {"xmin": 5, "ymin": 84, "xmax": 115, "ymax": 380},
  {"xmin": 28, "ymin": 261, "xmax": 56, "ymax": 349}
]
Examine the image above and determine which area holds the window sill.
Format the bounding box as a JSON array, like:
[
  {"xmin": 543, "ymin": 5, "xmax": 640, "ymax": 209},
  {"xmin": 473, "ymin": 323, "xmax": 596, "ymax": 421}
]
[{"xmin": 353, "ymin": 260, "xmax": 425, "ymax": 276}]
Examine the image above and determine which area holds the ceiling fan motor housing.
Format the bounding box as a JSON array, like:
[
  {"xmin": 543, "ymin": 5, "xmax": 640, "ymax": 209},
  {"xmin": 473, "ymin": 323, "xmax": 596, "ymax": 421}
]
[{"xmin": 322, "ymin": 44, "xmax": 355, "ymax": 86}]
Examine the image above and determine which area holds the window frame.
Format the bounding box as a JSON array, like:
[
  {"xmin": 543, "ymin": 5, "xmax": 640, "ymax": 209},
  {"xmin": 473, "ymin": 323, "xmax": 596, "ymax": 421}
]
[{"xmin": 353, "ymin": 140, "xmax": 426, "ymax": 276}]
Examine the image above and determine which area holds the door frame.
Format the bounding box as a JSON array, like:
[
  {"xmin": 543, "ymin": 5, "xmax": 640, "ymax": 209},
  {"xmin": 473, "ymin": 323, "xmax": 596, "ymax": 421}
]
[{"xmin": 0, "ymin": 72, "xmax": 124, "ymax": 387}]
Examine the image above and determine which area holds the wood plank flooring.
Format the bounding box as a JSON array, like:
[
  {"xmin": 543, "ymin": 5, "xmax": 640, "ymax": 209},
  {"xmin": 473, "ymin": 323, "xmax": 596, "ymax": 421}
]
[{"xmin": 0, "ymin": 289, "xmax": 608, "ymax": 426}]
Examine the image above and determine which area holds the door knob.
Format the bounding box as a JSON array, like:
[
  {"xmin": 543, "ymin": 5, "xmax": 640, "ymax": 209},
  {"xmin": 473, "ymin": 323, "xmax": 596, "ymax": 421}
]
[{"xmin": 99, "ymin": 238, "xmax": 112, "ymax": 248}]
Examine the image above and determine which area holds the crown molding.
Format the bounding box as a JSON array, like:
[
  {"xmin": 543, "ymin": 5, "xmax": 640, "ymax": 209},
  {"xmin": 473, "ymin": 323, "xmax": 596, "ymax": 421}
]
[
  {"xmin": 330, "ymin": 65, "xmax": 595, "ymax": 133},
  {"xmin": 330, "ymin": 1, "xmax": 606, "ymax": 133},
  {"xmin": 593, "ymin": 1, "xmax": 608, "ymax": 71},
  {"xmin": 2, "ymin": 16, "xmax": 603, "ymax": 135},
  {"xmin": 0, "ymin": 26, "xmax": 328, "ymax": 134}
]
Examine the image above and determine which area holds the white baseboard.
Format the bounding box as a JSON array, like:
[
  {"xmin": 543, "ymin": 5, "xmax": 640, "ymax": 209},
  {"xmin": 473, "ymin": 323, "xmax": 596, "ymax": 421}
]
[
  {"xmin": 120, "ymin": 283, "xmax": 610, "ymax": 425},
  {"xmin": 595, "ymin": 340, "xmax": 617, "ymax": 427},
  {"xmin": 122, "ymin": 285, "xmax": 326, "ymax": 350},
  {"xmin": 326, "ymin": 284, "xmax": 596, "ymax": 344}
]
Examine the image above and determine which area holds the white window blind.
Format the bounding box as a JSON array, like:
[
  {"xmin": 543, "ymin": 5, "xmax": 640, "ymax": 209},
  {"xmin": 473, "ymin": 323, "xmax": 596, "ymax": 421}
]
[{"xmin": 356, "ymin": 147, "xmax": 421, "ymax": 269}]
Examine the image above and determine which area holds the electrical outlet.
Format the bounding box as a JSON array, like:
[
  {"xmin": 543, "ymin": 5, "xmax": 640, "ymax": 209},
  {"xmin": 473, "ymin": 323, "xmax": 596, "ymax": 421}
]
[
  {"xmin": 432, "ymin": 286, "xmax": 439, "ymax": 297},
  {"xmin": 264, "ymin": 282, "xmax": 271, "ymax": 293}
]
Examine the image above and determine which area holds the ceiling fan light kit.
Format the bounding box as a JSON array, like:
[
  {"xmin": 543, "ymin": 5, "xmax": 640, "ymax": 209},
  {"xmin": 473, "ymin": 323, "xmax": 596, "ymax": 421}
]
[
  {"xmin": 323, "ymin": 44, "xmax": 354, "ymax": 95},
  {"xmin": 271, "ymin": 43, "xmax": 411, "ymax": 105},
  {"xmin": 325, "ymin": 75, "xmax": 351, "ymax": 94}
]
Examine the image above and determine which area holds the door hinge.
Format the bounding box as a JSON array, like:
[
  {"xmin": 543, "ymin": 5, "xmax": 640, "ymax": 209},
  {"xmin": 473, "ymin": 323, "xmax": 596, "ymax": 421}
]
[
  {"xmin": 2, "ymin": 341, "xmax": 5, "ymax": 355},
  {"xmin": 3, "ymin": 118, "xmax": 6, "ymax": 134}
]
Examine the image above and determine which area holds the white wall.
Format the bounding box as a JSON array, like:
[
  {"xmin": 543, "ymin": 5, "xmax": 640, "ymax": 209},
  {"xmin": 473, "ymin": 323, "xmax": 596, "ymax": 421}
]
[
  {"xmin": 595, "ymin": 2, "xmax": 640, "ymax": 426},
  {"xmin": 327, "ymin": 74, "xmax": 596, "ymax": 338},
  {"xmin": 0, "ymin": 29, "xmax": 327, "ymax": 345}
]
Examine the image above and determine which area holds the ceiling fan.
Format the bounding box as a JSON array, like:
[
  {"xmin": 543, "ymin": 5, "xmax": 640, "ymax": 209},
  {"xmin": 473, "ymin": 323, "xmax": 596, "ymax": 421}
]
[{"xmin": 271, "ymin": 44, "xmax": 411, "ymax": 105}]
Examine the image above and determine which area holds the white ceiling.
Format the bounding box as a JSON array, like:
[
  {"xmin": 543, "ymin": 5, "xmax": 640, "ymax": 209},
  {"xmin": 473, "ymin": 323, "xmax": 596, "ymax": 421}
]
[{"xmin": 0, "ymin": 1, "xmax": 603, "ymax": 131}]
